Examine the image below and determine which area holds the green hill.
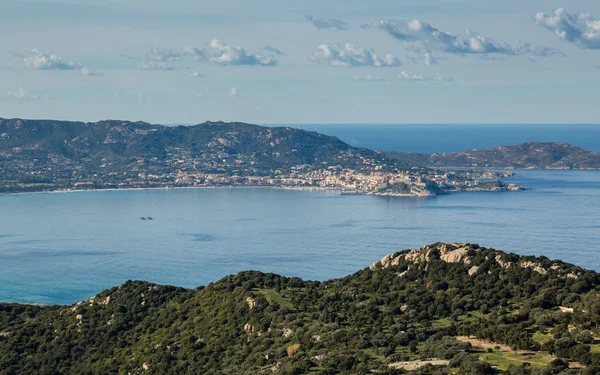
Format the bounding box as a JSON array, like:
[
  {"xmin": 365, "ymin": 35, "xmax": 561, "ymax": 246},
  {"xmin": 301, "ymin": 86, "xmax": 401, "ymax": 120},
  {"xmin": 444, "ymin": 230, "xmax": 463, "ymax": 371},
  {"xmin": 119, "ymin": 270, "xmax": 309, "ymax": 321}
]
[{"xmin": 2, "ymin": 243, "xmax": 600, "ymax": 374}]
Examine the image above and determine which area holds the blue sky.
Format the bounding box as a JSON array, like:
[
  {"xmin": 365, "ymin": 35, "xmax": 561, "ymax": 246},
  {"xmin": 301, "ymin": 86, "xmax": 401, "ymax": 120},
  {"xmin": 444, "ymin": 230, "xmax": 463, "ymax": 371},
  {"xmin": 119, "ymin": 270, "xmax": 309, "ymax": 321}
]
[{"xmin": 1, "ymin": 0, "xmax": 600, "ymax": 124}]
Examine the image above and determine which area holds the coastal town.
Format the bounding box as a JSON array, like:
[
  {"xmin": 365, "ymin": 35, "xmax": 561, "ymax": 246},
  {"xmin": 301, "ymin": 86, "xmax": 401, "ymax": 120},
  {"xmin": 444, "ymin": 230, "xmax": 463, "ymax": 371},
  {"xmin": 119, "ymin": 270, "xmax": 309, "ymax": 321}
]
[{"xmin": 0, "ymin": 118, "xmax": 525, "ymax": 196}]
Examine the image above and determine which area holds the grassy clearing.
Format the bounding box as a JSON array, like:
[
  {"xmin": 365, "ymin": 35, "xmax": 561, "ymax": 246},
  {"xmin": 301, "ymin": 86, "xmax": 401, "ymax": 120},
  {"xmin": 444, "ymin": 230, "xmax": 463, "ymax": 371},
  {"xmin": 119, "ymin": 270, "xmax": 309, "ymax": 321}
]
[
  {"xmin": 591, "ymin": 344, "xmax": 600, "ymax": 353},
  {"xmin": 532, "ymin": 331, "xmax": 553, "ymax": 345},
  {"xmin": 477, "ymin": 350, "xmax": 554, "ymax": 371},
  {"xmin": 254, "ymin": 288, "xmax": 294, "ymax": 310}
]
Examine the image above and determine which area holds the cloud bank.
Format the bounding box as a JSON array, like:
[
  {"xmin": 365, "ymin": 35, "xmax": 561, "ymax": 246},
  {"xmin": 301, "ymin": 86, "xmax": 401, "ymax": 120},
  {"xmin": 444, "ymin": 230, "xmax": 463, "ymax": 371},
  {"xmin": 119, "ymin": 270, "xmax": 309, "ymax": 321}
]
[
  {"xmin": 311, "ymin": 43, "xmax": 402, "ymax": 68},
  {"xmin": 534, "ymin": 8, "xmax": 600, "ymax": 49},
  {"xmin": 366, "ymin": 19, "xmax": 564, "ymax": 59},
  {"xmin": 305, "ymin": 15, "xmax": 349, "ymax": 31}
]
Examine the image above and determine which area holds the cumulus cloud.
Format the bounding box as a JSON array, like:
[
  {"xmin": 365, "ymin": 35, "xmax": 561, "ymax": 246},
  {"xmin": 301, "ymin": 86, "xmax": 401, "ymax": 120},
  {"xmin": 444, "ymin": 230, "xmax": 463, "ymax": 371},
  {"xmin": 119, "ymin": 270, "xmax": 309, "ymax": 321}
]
[
  {"xmin": 311, "ymin": 43, "xmax": 402, "ymax": 68},
  {"xmin": 137, "ymin": 61, "xmax": 177, "ymax": 71},
  {"xmin": 406, "ymin": 47, "xmax": 444, "ymax": 66},
  {"xmin": 229, "ymin": 88, "xmax": 245, "ymax": 99},
  {"xmin": 22, "ymin": 49, "xmax": 103, "ymax": 76},
  {"xmin": 534, "ymin": 8, "xmax": 600, "ymax": 49},
  {"xmin": 305, "ymin": 15, "xmax": 349, "ymax": 31},
  {"xmin": 134, "ymin": 40, "xmax": 279, "ymax": 70},
  {"xmin": 366, "ymin": 19, "xmax": 565, "ymax": 60},
  {"xmin": 365, "ymin": 19, "xmax": 516, "ymax": 55},
  {"xmin": 398, "ymin": 71, "xmax": 452, "ymax": 81},
  {"xmin": 352, "ymin": 74, "xmax": 384, "ymax": 81},
  {"xmin": 145, "ymin": 46, "xmax": 204, "ymax": 62},
  {"xmin": 80, "ymin": 67, "xmax": 104, "ymax": 76},
  {"xmin": 205, "ymin": 39, "xmax": 278, "ymax": 66},
  {"xmin": 23, "ymin": 49, "xmax": 82, "ymax": 70},
  {"xmin": 5, "ymin": 86, "xmax": 38, "ymax": 100}
]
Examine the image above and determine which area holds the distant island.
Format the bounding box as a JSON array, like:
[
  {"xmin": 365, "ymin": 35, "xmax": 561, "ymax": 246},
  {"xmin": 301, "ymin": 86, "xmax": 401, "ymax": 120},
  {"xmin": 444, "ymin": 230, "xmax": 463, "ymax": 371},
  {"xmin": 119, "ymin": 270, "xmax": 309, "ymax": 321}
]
[
  {"xmin": 385, "ymin": 142, "xmax": 600, "ymax": 170},
  {"xmin": 0, "ymin": 118, "xmax": 524, "ymax": 196},
  {"xmin": 1, "ymin": 242, "xmax": 599, "ymax": 374}
]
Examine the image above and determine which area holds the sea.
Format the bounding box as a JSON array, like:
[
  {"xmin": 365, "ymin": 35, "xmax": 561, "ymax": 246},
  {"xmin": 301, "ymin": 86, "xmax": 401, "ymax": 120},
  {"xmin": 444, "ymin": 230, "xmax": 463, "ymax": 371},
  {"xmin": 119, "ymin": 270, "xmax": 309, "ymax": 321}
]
[{"xmin": 1, "ymin": 124, "xmax": 600, "ymax": 305}]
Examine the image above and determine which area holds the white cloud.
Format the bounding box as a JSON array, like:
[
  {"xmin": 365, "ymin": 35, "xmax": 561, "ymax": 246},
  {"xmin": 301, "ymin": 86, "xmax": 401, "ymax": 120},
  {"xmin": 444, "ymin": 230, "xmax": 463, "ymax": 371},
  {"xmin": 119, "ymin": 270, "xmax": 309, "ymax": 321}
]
[
  {"xmin": 366, "ymin": 19, "xmax": 516, "ymax": 55},
  {"xmin": 135, "ymin": 40, "xmax": 278, "ymax": 70},
  {"xmin": 80, "ymin": 67, "xmax": 104, "ymax": 76},
  {"xmin": 311, "ymin": 43, "xmax": 402, "ymax": 68},
  {"xmin": 398, "ymin": 71, "xmax": 452, "ymax": 81},
  {"xmin": 137, "ymin": 61, "xmax": 177, "ymax": 71},
  {"xmin": 433, "ymin": 73, "xmax": 453, "ymax": 82},
  {"xmin": 22, "ymin": 49, "xmax": 103, "ymax": 76},
  {"xmin": 23, "ymin": 49, "xmax": 82, "ymax": 70},
  {"xmin": 398, "ymin": 71, "xmax": 426, "ymax": 81},
  {"xmin": 206, "ymin": 39, "xmax": 278, "ymax": 66},
  {"xmin": 305, "ymin": 15, "xmax": 349, "ymax": 31},
  {"xmin": 534, "ymin": 8, "xmax": 600, "ymax": 49},
  {"xmin": 352, "ymin": 75, "xmax": 384, "ymax": 81},
  {"xmin": 229, "ymin": 88, "xmax": 245, "ymax": 99},
  {"xmin": 5, "ymin": 86, "xmax": 38, "ymax": 100}
]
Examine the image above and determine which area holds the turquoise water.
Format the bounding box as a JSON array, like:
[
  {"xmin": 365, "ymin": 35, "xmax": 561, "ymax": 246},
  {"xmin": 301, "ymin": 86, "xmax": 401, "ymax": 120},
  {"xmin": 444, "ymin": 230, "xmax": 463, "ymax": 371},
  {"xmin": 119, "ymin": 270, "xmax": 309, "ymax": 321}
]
[{"xmin": 1, "ymin": 169, "xmax": 599, "ymax": 305}]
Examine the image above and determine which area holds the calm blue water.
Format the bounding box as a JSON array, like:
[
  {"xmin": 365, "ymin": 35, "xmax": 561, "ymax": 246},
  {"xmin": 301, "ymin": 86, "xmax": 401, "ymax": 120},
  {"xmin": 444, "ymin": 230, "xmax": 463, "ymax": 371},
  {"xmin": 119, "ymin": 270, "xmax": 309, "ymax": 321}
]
[
  {"xmin": 292, "ymin": 124, "xmax": 600, "ymax": 153},
  {"xmin": 1, "ymin": 170, "xmax": 599, "ymax": 305}
]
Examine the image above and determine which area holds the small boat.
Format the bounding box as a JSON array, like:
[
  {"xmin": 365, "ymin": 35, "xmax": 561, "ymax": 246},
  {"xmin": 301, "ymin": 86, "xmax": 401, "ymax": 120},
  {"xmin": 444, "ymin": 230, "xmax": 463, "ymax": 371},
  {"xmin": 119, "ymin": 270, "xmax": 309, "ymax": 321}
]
[
  {"xmin": 140, "ymin": 217, "xmax": 147, "ymax": 220},
  {"xmin": 340, "ymin": 190, "xmax": 359, "ymax": 195},
  {"xmin": 147, "ymin": 217, "xmax": 154, "ymax": 220}
]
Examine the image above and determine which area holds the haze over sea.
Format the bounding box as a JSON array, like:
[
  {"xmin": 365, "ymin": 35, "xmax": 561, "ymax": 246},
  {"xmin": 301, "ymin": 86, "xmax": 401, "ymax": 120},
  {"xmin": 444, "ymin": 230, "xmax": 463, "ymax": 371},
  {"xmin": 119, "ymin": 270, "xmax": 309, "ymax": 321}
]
[{"xmin": 1, "ymin": 125, "xmax": 600, "ymax": 305}]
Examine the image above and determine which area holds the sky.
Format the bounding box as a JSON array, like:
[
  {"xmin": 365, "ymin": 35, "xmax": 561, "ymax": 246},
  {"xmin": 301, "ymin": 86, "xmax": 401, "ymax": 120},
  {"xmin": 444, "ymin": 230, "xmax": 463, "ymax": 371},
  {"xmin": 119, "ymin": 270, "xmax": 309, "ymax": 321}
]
[{"xmin": 1, "ymin": 0, "xmax": 600, "ymax": 124}]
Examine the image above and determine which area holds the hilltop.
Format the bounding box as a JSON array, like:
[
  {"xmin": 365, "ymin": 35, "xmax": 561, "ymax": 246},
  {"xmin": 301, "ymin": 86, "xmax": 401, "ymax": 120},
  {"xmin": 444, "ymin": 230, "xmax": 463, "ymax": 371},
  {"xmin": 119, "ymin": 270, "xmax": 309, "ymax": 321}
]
[
  {"xmin": 1, "ymin": 242, "xmax": 600, "ymax": 374},
  {"xmin": 0, "ymin": 118, "xmax": 520, "ymax": 195},
  {"xmin": 385, "ymin": 142, "xmax": 600, "ymax": 170}
]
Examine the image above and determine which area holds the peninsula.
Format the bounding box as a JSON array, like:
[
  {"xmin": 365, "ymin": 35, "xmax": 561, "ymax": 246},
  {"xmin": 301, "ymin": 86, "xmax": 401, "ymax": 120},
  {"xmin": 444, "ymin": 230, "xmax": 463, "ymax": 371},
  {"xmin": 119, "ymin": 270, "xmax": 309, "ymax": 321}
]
[
  {"xmin": 1, "ymin": 242, "xmax": 599, "ymax": 374},
  {"xmin": 0, "ymin": 118, "xmax": 523, "ymax": 196},
  {"xmin": 385, "ymin": 142, "xmax": 600, "ymax": 170}
]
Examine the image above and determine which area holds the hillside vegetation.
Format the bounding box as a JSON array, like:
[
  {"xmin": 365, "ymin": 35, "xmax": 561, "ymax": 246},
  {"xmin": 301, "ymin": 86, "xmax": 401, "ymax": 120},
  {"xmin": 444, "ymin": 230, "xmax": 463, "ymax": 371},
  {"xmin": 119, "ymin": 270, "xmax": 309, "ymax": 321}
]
[{"xmin": 2, "ymin": 243, "xmax": 600, "ymax": 374}]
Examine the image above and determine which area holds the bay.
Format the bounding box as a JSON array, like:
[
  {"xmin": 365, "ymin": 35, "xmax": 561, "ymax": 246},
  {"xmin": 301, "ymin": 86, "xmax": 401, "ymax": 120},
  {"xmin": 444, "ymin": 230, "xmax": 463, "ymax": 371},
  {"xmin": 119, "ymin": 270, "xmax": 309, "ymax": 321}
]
[{"xmin": 1, "ymin": 169, "xmax": 599, "ymax": 305}]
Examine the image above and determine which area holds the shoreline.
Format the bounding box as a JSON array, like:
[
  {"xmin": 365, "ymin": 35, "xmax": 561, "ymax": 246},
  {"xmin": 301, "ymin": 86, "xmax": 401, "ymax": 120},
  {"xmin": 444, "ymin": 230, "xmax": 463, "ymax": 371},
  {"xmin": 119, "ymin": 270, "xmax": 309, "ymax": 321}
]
[{"xmin": 0, "ymin": 184, "xmax": 342, "ymax": 198}]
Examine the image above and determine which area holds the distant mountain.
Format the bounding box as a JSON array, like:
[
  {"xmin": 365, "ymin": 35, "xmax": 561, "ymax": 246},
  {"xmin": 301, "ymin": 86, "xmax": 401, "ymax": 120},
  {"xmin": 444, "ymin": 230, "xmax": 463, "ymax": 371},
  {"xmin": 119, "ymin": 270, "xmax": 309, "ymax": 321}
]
[
  {"xmin": 1, "ymin": 242, "xmax": 599, "ymax": 374},
  {"xmin": 385, "ymin": 142, "xmax": 600, "ymax": 169},
  {"xmin": 0, "ymin": 118, "xmax": 406, "ymax": 193},
  {"xmin": 0, "ymin": 118, "xmax": 393, "ymax": 172}
]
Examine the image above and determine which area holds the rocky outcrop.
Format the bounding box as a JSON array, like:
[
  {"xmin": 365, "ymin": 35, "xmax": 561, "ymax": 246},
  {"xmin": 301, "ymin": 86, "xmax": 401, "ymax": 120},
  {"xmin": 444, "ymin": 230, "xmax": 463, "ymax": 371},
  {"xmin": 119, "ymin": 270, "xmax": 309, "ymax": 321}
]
[
  {"xmin": 246, "ymin": 297, "xmax": 257, "ymax": 310},
  {"xmin": 371, "ymin": 243, "xmax": 474, "ymax": 270},
  {"xmin": 370, "ymin": 243, "xmax": 583, "ymax": 280}
]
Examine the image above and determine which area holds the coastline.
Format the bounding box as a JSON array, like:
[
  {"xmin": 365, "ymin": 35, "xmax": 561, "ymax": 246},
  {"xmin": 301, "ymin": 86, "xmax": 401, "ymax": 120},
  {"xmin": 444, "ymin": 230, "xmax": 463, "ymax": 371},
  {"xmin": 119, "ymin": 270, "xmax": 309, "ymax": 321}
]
[{"xmin": 0, "ymin": 184, "xmax": 342, "ymax": 198}]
